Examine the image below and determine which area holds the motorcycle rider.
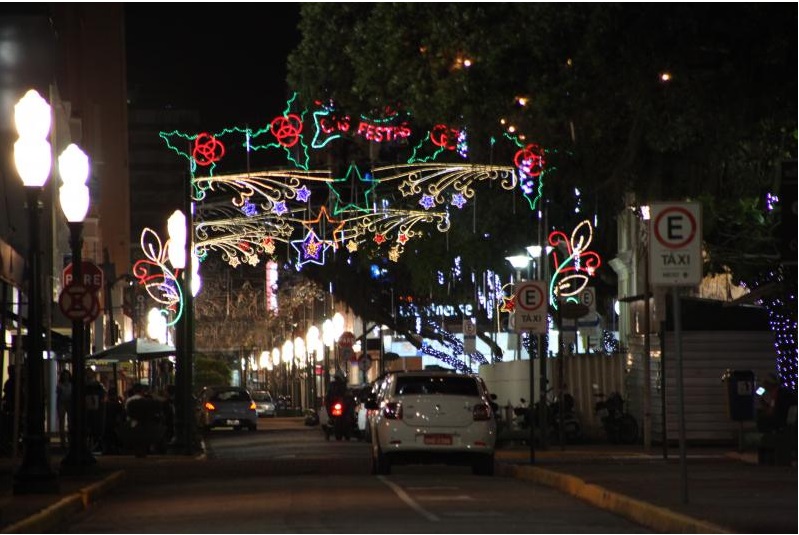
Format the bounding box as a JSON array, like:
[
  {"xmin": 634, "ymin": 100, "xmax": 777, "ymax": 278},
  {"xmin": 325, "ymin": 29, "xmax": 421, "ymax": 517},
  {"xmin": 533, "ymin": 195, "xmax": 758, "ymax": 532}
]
[
  {"xmin": 326, "ymin": 372, "xmax": 348, "ymax": 407},
  {"xmin": 324, "ymin": 371, "xmax": 356, "ymax": 439}
]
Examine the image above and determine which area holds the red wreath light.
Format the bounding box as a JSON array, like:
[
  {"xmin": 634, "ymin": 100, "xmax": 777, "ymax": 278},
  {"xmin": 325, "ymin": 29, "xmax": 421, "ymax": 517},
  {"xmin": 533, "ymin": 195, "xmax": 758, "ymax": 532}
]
[
  {"xmin": 270, "ymin": 114, "xmax": 303, "ymax": 148},
  {"xmin": 192, "ymin": 132, "xmax": 225, "ymax": 167},
  {"xmin": 513, "ymin": 143, "xmax": 545, "ymax": 177}
]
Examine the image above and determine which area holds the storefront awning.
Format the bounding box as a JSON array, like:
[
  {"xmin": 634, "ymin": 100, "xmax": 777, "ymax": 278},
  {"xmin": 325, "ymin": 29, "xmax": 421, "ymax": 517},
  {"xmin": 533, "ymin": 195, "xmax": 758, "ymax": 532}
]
[{"xmin": 87, "ymin": 338, "xmax": 176, "ymax": 363}]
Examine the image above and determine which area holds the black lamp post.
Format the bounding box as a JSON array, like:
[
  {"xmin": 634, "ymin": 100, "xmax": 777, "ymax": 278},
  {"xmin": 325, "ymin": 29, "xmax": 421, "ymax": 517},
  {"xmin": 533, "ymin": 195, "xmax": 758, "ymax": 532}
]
[
  {"xmin": 166, "ymin": 208, "xmax": 197, "ymax": 455},
  {"xmin": 58, "ymin": 143, "xmax": 96, "ymax": 474},
  {"xmin": 12, "ymin": 89, "xmax": 59, "ymax": 494}
]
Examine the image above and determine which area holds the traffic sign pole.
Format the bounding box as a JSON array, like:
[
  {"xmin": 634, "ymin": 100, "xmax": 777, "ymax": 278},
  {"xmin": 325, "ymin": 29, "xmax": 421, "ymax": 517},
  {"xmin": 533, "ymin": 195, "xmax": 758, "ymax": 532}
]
[{"xmin": 649, "ymin": 201, "xmax": 702, "ymax": 505}]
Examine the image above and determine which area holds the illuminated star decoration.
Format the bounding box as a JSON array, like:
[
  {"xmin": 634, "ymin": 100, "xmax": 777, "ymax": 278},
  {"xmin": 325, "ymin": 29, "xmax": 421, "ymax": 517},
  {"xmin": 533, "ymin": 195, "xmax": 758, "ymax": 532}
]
[
  {"xmin": 327, "ymin": 163, "xmax": 377, "ymax": 215},
  {"xmin": 302, "ymin": 205, "xmax": 346, "ymax": 249},
  {"xmin": 548, "ymin": 219, "xmax": 602, "ymax": 309},
  {"xmin": 346, "ymin": 240, "xmax": 359, "ymax": 253},
  {"xmin": 241, "ymin": 199, "xmax": 258, "ymax": 217},
  {"xmin": 262, "ymin": 237, "xmax": 276, "ymax": 255},
  {"xmin": 451, "ymin": 193, "xmax": 468, "ymax": 209},
  {"xmin": 273, "ymin": 201, "xmax": 288, "ymax": 216},
  {"xmin": 419, "ymin": 194, "xmax": 436, "ymax": 210},
  {"xmin": 291, "ymin": 230, "xmax": 329, "ymax": 268},
  {"xmin": 500, "ymin": 295, "xmax": 516, "ymax": 313},
  {"xmin": 296, "ymin": 185, "xmax": 312, "ymax": 203}
]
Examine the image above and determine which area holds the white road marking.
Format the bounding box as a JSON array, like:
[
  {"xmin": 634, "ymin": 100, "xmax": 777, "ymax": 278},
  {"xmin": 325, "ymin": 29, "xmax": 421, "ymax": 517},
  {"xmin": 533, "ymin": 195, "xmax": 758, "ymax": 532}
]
[{"xmin": 378, "ymin": 476, "xmax": 440, "ymax": 522}]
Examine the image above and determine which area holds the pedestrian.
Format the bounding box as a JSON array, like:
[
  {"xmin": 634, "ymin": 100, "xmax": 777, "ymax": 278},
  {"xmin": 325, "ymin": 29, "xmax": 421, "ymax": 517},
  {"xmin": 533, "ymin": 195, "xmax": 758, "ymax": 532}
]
[
  {"xmin": 757, "ymin": 373, "xmax": 797, "ymax": 433},
  {"xmin": 102, "ymin": 387, "xmax": 125, "ymax": 454},
  {"xmin": 84, "ymin": 372, "xmax": 106, "ymax": 453},
  {"xmin": 56, "ymin": 369, "xmax": 73, "ymax": 450}
]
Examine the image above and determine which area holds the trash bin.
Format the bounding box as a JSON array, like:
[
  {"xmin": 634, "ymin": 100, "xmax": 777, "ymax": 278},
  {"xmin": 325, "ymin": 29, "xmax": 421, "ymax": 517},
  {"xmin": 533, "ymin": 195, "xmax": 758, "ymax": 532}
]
[{"xmin": 722, "ymin": 369, "xmax": 755, "ymax": 421}]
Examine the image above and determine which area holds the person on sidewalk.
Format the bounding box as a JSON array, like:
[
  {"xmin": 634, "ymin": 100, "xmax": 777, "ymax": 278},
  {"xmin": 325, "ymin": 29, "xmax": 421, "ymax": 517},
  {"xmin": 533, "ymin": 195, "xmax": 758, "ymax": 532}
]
[
  {"xmin": 56, "ymin": 369, "xmax": 73, "ymax": 450},
  {"xmin": 102, "ymin": 386, "xmax": 125, "ymax": 454},
  {"xmin": 757, "ymin": 373, "xmax": 797, "ymax": 433},
  {"xmin": 85, "ymin": 372, "xmax": 107, "ymax": 454}
]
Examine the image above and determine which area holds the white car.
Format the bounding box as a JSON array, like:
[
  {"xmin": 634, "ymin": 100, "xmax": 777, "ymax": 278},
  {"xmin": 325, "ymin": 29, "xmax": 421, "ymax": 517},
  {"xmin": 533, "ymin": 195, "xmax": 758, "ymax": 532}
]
[
  {"xmin": 366, "ymin": 370, "xmax": 497, "ymax": 476},
  {"xmin": 251, "ymin": 390, "xmax": 276, "ymax": 417}
]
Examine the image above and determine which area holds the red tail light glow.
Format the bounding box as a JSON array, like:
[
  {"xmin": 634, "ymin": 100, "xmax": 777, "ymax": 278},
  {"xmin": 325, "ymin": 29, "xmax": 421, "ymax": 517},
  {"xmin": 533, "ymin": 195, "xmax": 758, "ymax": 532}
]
[
  {"xmin": 204, "ymin": 402, "xmax": 216, "ymax": 411},
  {"xmin": 331, "ymin": 402, "xmax": 344, "ymax": 417},
  {"xmin": 383, "ymin": 401, "xmax": 402, "ymax": 420},
  {"xmin": 473, "ymin": 403, "xmax": 491, "ymax": 421}
]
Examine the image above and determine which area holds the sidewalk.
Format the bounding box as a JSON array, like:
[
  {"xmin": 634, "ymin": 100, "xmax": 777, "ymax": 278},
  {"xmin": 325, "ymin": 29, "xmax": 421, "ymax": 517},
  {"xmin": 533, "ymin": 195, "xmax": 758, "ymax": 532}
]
[
  {"xmin": 0, "ymin": 425, "xmax": 796, "ymax": 534},
  {"xmin": 496, "ymin": 443, "xmax": 797, "ymax": 534}
]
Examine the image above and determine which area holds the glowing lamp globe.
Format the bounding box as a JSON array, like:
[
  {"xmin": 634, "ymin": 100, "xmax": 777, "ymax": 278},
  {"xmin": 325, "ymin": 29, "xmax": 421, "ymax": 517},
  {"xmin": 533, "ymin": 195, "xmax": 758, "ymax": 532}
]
[{"xmin": 167, "ymin": 210, "xmax": 187, "ymax": 269}]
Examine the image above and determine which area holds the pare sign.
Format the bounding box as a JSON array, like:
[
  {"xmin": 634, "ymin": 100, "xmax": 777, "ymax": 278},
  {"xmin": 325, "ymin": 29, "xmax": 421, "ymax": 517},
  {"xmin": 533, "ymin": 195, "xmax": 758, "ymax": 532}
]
[{"xmin": 649, "ymin": 202, "xmax": 702, "ymax": 286}]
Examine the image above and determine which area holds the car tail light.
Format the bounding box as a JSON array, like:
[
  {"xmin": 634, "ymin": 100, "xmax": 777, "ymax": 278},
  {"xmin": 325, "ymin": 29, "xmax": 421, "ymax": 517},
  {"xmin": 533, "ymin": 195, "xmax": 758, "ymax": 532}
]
[
  {"xmin": 204, "ymin": 402, "xmax": 216, "ymax": 411},
  {"xmin": 383, "ymin": 401, "xmax": 402, "ymax": 420},
  {"xmin": 250, "ymin": 401, "xmax": 257, "ymax": 410},
  {"xmin": 473, "ymin": 403, "xmax": 491, "ymax": 421}
]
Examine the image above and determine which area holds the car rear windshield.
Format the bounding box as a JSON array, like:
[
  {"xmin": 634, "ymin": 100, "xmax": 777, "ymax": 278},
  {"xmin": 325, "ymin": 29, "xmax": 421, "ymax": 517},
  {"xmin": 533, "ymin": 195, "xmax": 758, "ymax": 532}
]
[
  {"xmin": 395, "ymin": 376, "xmax": 480, "ymax": 396},
  {"xmin": 211, "ymin": 389, "xmax": 251, "ymax": 402},
  {"xmin": 252, "ymin": 392, "xmax": 272, "ymax": 402}
]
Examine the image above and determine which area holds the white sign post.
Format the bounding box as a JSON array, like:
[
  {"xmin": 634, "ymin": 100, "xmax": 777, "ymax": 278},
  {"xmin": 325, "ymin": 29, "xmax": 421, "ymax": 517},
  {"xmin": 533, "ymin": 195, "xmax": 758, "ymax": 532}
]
[
  {"xmin": 648, "ymin": 201, "xmax": 702, "ymax": 505},
  {"xmin": 513, "ymin": 280, "xmax": 547, "ymax": 334},
  {"xmin": 462, "ymin": 318, "xmax": 476, "ymax": 353},
  {"xmin": 649, "ymin": 202, "xmax": 702, "ymax": 286}
]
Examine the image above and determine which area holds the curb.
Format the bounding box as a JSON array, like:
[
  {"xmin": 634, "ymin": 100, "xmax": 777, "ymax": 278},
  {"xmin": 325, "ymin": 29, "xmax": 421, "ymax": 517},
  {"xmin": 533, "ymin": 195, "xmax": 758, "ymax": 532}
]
[
  {"xmin": 0, "ymin": 470, "xmax": 126, "ymax": 534},
  {"xmin": 510, "ymin": 465, "xmax": 732, "ymax": 534}
]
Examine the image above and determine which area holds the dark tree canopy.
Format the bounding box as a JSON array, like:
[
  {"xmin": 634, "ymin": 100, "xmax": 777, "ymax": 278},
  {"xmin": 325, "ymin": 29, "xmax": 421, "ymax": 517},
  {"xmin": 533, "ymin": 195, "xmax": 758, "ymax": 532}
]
[{"xmin": 288, "ymin": 2, "xmax": 795, "ymax": 276}]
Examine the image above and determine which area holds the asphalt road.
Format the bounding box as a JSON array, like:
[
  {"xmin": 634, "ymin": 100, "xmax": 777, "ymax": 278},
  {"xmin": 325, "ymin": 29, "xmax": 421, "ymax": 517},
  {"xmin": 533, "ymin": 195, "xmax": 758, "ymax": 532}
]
[{"xmin": 63, "ymin": 418, "xmax": 652, "ymax": 533}]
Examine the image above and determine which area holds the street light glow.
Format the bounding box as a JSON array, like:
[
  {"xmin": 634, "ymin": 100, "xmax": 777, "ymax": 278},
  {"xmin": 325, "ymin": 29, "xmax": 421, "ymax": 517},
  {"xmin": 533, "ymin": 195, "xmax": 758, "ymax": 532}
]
[{"xmin": 58, "ymin": 144, "xmax": 90, "ymax": 223}]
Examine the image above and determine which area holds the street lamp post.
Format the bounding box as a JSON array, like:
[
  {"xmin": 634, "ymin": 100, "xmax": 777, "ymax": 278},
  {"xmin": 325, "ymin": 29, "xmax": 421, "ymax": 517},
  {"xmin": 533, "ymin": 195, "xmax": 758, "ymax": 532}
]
[
  {"xmin": 321, "ymin": 319, "xmax": 334, "ymax": 397},
  {"xmin": 281, "ymin": 340, "xmax": 293, "ymax": 408},
  {"xmin": 306, "ymin": 325, "xmax": 320, "ymax": 409},
  {"xmin": 57, "ymin": 143, "xmax": 95, "ymax": 474},
  {"xmin": 293, "ymin": 336, "xmax": 305, "ymax": 409},
  {"xmin": 505, "ymin": 255, "xmax": 531, "ymax": 361},
  {"xmin": 166, "ymin": 210, "xmax": 193, "ymax": 455},
  {"xmin": 12, "ymin": 89, "xmax": 59, "ymax": 494},
  {"xmin": 332, "ymin": 312, "xmax": 344, "ymax": 376}
]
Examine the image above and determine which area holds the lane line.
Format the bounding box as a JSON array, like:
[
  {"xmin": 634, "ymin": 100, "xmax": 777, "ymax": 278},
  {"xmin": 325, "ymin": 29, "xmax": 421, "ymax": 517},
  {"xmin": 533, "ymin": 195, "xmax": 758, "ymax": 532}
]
[{"xmin": 378, "ymin": 476, "xmax": 440, "ymax": 522}]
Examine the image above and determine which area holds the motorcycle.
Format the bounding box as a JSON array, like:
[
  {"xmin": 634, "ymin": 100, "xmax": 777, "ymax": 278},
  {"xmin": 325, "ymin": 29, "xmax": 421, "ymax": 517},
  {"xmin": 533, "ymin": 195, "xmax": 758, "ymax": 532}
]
[
  {"xmin": 512, "ymin": 394, "xmax": 582, "ymax": 444},
  {"xmin": 321, "ymin": 395, "xmax": 358, "ymax": 441},
  {"xmin": 594, "ymin": 390, "xmax": 638, "ymax": 444},
  {"xmin": 547, "ymin": 393, "xmax": 583, "ymax": 444}
]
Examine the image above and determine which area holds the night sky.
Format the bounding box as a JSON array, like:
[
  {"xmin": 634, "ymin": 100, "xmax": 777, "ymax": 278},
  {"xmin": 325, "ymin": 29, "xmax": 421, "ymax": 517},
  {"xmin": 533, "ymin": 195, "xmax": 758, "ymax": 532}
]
[{"xmin": 124, "ymin": 4, "xmax": 302, "ymax": 131}]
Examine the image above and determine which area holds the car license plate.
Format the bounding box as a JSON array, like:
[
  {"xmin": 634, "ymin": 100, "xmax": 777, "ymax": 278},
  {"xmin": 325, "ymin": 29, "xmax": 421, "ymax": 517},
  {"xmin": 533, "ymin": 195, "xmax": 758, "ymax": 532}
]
[
  {"xmin": 225, "ymin": 419, "xmax": 240, "ymax": 426},
  {"xmin": 424, "ymin": 434, "xmax": 452, "ymax": 445}
]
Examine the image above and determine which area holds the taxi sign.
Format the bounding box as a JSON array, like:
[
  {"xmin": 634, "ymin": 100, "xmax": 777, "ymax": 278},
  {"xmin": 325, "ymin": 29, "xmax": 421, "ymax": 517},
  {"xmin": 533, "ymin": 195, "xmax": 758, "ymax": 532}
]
[
  {"xmin": 513, "ymin": 280, "xmax": 547, "ymax": 333},
  {"xmin": 649, "ymin": 202, "xmax": 702, "ymax": 286}
]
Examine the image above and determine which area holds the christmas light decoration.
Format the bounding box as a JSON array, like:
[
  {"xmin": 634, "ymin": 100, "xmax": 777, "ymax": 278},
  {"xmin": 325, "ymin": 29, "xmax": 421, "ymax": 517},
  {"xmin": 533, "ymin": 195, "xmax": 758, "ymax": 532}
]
[
  {"xmin": 451, "ymin": 193, "xmax": 468, "ymax": 209},
  {"xmin": 328, "ymin": 163, "xmax": 377, "ymax": 215},
  {"xmin": 133, "ymin": 227, "xmax": 183, "ymax": 325},
  {"xmin": 373, "ymin": 163, "xmax": 517, "ymax": 206},
  {"xmin": 157, "ymin": 95, "xmax": 552, "ymax": 273},
  {"xmin": 192, "ymin": 132, "xmax": 225, "ymax": 167},
  {"xmin": 548, "ymin": 219, "xmax": 602, "ymax": 309}
]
